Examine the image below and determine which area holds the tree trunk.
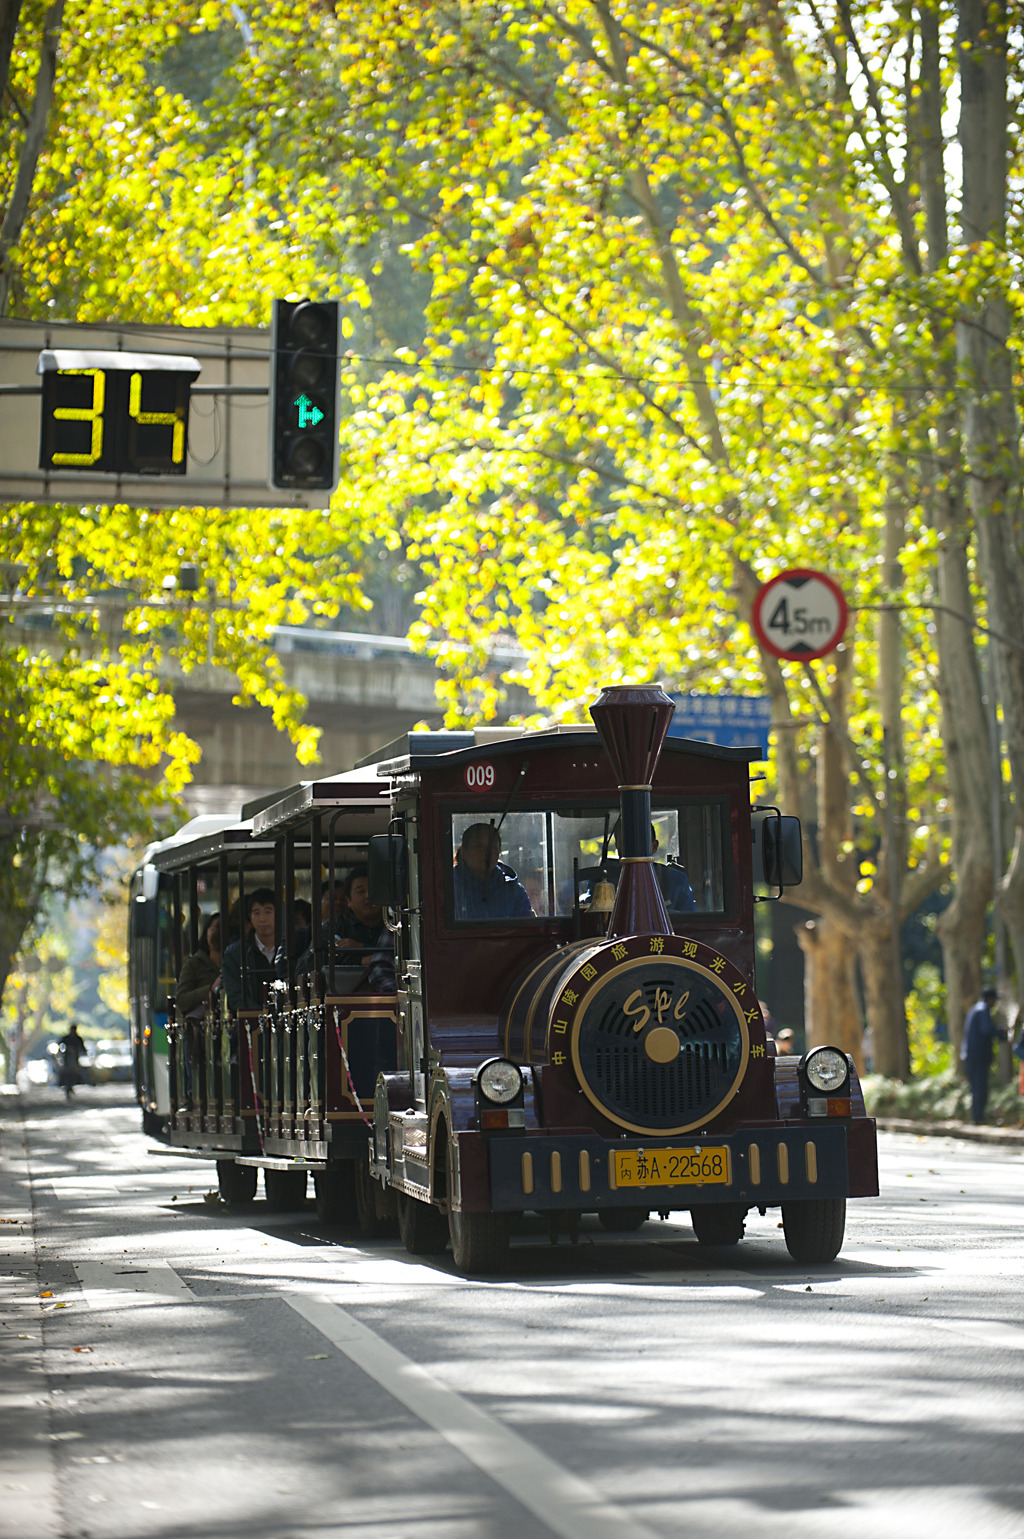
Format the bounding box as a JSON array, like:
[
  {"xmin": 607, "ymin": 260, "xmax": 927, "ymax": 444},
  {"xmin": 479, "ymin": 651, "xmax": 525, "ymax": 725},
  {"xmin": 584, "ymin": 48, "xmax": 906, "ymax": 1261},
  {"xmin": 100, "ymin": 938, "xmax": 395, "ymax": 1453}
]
[
  {"xmin": 0, "ymin": 0, "xmax": 23, "ymax": 113},
  {"xmin": 956, "ymin": 1, "xmax": 1024, "ymax": 994},
  {"xmin": 877, "ymin": 452, "xmax": 908, "ymax": 1059},
  {"xmin": 929, "ymin": 446, "xmax": 993, "ymax": 1055},
  {"xmin": 0, "ymin": 833, "xmax": 48, "ymax": 1078},
  {"xmin": 796, "ymin": 915, "xmax": 863, "ymax": 1074},
  {"xmin": 858, "ymin": 912, "xmax": 909, "ymax": 1079},
  {"xmin": 910, "ymin": 6, "xmax": 992, "ymax": 1059},
  {"xmin": 0, "ymin": 0, "xmax": 64, "ymax": 316}
]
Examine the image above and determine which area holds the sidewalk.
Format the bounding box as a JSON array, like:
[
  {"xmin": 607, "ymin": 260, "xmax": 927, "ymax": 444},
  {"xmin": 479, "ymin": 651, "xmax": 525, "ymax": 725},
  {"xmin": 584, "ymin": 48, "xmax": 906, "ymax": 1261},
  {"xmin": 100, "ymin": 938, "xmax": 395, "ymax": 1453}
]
[
  {"xmin": 0, "ymin": 1087, "xmax": 63, "ymax": 1539},
  {"xmin": 875, "ymin": 1114, "xmax": 1024, "ymax": 1149}
]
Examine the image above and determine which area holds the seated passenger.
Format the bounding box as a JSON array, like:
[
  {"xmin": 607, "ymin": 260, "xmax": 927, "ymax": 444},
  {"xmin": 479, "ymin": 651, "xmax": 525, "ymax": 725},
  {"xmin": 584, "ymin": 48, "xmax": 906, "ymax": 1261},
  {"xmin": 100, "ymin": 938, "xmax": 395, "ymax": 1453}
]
[
  {"xmin": 652, "ymin": 834, "xmax": 697, "ymax": 914},
  {"xmin": 222, "ymin": 888, "xmax": 279, "ymax": 1011},
  {"xmin": 337, "ymin": 866, "xmax": 384, "ymax": 949},
  {"xmin": 295, "ymin": 867, "xmax": 385, "ymax": 985},
  {"xmin": 176, "ymin": 914, "xmax": 222, "ymax": 1017},
  {"xmin": 453, "ymin": 824, "xmax": 533, "ymax": 921},
  {"xmin": 575, "ymin": 823, "xmax": 697, "ymax": 914},
  {"xmin": 320, "ymin": 878, "xmax": 347, "ymax": 924},
  {"xmin": 365, "ymin": 928, "xmax": 396, "ymax": 993}
]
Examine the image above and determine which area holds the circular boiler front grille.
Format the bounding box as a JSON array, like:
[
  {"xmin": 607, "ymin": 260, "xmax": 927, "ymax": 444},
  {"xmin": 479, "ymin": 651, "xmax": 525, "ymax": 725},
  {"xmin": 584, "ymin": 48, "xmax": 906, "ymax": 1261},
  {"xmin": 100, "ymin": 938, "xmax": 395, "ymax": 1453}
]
[{"xmin": 572, "ymin": 956, "xmax": 748, "ymax": 1133}]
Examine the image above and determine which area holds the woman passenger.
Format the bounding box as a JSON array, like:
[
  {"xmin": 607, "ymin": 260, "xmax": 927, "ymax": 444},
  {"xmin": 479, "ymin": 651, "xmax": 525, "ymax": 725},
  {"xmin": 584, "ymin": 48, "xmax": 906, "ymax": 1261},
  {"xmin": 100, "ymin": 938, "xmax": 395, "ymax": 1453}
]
[{"xmin": 176, "ymin": 914, "xmax": 222, "ymax": 1017}]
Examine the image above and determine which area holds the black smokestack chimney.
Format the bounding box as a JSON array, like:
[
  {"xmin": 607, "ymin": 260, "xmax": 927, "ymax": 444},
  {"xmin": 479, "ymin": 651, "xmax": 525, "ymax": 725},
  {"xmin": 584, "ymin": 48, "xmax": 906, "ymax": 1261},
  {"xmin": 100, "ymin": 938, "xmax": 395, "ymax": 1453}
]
[{"xmin": 589, "ymin": 683, "xmax": 676, "ymax": 938}]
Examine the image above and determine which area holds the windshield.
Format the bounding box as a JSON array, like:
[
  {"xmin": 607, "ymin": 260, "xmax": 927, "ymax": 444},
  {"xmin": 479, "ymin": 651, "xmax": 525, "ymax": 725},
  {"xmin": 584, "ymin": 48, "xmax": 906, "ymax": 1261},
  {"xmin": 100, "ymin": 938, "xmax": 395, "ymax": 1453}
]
[{"xmin": 448, "ymin": 802, "xmax": 727, "ymax": 924}]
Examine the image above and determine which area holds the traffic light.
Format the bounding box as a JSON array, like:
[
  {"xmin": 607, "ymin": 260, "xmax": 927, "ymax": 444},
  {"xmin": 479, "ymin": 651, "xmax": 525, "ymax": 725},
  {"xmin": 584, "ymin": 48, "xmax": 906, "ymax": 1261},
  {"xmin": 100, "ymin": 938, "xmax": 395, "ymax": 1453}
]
[{"xmin": 269, "ymin": 299, "xmax": 340, "ymax": 491}]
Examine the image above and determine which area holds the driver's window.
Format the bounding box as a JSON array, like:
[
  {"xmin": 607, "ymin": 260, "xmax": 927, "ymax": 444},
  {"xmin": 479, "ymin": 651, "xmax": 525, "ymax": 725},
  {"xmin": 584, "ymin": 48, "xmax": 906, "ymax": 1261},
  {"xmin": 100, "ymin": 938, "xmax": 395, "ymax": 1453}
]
[{"xmin": 450, "ymin": 812, "xmax": 548, "ymax": 920}]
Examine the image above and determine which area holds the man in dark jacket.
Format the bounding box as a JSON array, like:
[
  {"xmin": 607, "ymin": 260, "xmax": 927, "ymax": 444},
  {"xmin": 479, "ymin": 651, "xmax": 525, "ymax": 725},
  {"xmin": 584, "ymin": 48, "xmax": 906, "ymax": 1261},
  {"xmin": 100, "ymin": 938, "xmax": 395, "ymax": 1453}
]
[
  {"xmin": 453, "ymin": 824, "xmax": 533, "ymax": 921},
  {"xmin": 222, "ymin": 888, "xmax": 279, "ymax": 1011},
  {"xmin": 961, "ymin": 986, "xmax": 1004, "ymax": 1124}
]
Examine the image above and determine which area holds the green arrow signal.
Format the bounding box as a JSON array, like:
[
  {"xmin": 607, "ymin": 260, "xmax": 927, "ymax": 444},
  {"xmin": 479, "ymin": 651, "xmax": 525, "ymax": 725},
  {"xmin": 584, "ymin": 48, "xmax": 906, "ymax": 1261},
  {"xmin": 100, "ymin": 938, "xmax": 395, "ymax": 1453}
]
[{"xmin": 295, "ymin": 394, "xmax": 325, "ymax": 429}]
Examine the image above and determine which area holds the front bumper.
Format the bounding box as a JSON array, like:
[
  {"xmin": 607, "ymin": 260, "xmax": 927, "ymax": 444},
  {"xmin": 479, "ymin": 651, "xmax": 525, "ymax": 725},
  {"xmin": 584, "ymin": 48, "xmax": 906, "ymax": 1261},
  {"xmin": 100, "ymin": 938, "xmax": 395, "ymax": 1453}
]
[{"xmin": 485, "ymin": 1121, "xmax": 876, "ymax": 1212}]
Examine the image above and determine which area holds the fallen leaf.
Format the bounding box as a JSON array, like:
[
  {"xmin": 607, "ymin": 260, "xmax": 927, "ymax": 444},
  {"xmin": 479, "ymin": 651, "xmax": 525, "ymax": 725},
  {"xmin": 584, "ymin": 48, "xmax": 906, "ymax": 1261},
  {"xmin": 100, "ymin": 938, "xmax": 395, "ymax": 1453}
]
[
  {"xmin": 72, "ymin": 1345, "xmax": 94, "ymax": 1353},
  {"xmin": 305, "ymin": 1354, "xmax": 330, "ymax": 1360},
  {"xmin": 39, "ymin": 1291, "xmax": 53, "ymax": 1299}
]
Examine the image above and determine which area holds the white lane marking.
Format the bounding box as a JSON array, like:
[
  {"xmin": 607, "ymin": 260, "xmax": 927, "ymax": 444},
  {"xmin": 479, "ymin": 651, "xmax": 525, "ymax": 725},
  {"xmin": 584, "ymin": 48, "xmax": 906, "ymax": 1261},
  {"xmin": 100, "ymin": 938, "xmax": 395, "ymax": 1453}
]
[
  {"xmin": 74, "ymin": 1261, "xmax": 195, "ymax": 1305},
  {"xmin": 287, "ymin": 1294, "xmax": 661, "ymax": 1539}
]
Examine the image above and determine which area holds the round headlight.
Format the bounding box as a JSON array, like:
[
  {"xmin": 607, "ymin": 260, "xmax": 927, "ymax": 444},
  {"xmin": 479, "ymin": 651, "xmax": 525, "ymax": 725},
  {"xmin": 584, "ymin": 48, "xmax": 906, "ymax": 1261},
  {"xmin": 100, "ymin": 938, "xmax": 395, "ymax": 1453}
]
[
  {"xmin": 805, "ymin": 1047, "xmax": 848, "ymax": 1093},
  {"xmin": 478, "ymin": 1059, "xmax": 523, "ymax": 1105}
]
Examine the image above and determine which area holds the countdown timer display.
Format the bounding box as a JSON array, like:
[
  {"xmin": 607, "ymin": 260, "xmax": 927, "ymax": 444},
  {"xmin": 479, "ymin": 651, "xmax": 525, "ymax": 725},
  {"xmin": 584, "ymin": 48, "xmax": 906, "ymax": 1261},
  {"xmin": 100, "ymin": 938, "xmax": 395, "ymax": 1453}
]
[{"xmin": 37, "ymin": 349, "xmax": 200, "ymax": 476}]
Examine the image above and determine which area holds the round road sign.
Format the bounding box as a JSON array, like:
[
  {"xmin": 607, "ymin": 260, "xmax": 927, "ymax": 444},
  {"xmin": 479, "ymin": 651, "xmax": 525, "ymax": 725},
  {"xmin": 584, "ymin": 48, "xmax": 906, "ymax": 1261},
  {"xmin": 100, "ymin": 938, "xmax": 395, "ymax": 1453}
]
[{"xmin": 751, "ymin": 569, "xmax": 847, "ymax": 661}]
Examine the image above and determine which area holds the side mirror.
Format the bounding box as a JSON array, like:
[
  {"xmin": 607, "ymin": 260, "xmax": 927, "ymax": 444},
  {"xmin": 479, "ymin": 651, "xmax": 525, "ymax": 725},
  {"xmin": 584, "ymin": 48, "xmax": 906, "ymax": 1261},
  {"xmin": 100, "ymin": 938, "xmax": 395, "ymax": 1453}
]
[
  {"xmin": 368, "ymin": 832, "xmax": 407, "ymax": 909},
  {"xmin": 753, "ymin": 809, "xmax": 803, "ymax": 896}
]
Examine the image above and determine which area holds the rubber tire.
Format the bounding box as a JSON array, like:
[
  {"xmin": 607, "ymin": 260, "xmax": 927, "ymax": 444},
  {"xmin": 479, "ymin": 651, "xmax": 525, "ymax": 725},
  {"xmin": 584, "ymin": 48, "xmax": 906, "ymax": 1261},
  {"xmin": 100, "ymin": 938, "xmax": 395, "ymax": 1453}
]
[
  {"xmin": 448, "ymin": 1158, "xmax": 509, "ymax": 1275},
  {"xmin": 691, "ymin": 1203, "xmax": 747, "ymax": 1246},
  {"xmin": 354, "ymin": 1160, "xmax": 398, "ymax": 1239},
  {"xmin": 217, "ymin": 1160, "xmax": 257, "ymax": 1204},
  {"xmin": 397, "ymin": 1190, "xmax": 449, "ymax": 1255},
  {"xmin": 264, "ymin": 1168, "xmax": 308, "ymax": 1212},
  {"xmin": 782, "ymin": 1198, "xmax": 846, "ymax": 1263},
  {"xmin": 313, "ymin": 1165, "xmax": 358, "ymax": 1225},
  {"xmin": 597, "ymin": 1208, "xmax": 649, "ymax": 1233}
]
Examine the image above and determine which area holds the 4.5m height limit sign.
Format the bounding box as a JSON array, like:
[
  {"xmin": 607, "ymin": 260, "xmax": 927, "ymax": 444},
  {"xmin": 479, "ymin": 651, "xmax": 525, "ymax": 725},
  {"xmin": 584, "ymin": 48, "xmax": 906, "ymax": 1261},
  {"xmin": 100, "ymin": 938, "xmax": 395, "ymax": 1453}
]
[{"xmin": 751, "ymin": 569, "xmax": 847, "ymax": 662}]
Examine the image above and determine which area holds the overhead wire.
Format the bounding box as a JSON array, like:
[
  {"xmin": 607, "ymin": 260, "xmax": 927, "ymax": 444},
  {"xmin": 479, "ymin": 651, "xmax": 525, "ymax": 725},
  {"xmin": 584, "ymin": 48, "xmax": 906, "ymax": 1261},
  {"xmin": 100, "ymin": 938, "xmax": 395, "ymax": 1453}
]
[{"xmin": 68, "ymin": 320, "xmax": 988, "ymax": 396}]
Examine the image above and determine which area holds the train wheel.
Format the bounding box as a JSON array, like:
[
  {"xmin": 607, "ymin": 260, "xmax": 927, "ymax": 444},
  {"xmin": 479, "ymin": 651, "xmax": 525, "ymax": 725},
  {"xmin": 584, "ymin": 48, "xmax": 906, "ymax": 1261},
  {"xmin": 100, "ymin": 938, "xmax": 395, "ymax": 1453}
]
[
  {"xmin": 264, "ymin": 1168, "xmax": 308, "ymax": 1212},
  {"xmin": 397, "ymin": 1190, "xmax": 449, "ymax": 1255},
  {"xmin": 597, "ymin": 1208, "xmax": 649, "ymax": 1233},
  {"xmin": 354, "ymin": 1160, "xmax": 398, "ymax": 1239},
  {"xmin": 313, "ymin": 1165, "xmax": 358, "ymax": 1225},
  {"xmin": 217, "ymin": 1160, "xmax": 257, "ymax": 1204},
  {"xmin": 447, "ymin": 1157, "xmax": 509, "ymax": 1274},
  {"xmin": 690, "ymin": 1203, "xmax": 747, "ymax": 1246},
  {"xmin": 782, "ymin": 1198, "xmax": 846, "ymax": 1263}
]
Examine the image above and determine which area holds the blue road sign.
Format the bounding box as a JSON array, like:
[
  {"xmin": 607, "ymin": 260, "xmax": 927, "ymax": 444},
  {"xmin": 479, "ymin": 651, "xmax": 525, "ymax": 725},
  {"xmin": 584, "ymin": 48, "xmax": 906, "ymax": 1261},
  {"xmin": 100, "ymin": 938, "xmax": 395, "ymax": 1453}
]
[{"xmin": 667, "ymin": 693, "xmax": 771, "ymax": 756}]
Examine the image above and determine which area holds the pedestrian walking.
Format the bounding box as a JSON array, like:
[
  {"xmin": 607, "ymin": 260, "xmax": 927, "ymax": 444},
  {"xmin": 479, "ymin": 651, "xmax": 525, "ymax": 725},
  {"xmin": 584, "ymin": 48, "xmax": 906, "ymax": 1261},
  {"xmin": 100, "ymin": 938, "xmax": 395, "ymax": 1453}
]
[
  {"xmin": 57, "ymin": 1023, "xmax": 89, "ymax": 1101},
  {"xmin": 961, "ymin": 987, "xmax": 1004, "ymax": 1125}
]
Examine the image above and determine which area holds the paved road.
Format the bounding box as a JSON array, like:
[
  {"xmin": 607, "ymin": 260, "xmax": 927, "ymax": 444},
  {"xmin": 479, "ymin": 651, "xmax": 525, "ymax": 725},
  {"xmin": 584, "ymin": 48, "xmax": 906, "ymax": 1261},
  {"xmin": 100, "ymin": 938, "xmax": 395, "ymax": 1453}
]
[{"xmin": 2, "ymin": 1086, "xmax": 1022, "ymax": 1539}]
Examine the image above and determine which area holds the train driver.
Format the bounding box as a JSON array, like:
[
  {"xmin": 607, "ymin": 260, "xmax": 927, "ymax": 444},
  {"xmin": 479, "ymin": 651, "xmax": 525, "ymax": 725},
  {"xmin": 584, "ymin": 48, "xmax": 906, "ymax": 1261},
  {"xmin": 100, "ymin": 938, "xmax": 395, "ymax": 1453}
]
[{"xmin": 453, "ymin": 823, "xmax": 534, "ymax": 921}]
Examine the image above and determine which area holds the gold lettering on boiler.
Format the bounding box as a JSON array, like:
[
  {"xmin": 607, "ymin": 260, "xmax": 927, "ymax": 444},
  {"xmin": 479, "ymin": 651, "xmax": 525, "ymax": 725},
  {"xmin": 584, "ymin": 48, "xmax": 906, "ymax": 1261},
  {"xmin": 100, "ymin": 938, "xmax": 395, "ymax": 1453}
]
[{"xmin": 624, "ymin": 986, "xmax": 691, "ymax": 1033}]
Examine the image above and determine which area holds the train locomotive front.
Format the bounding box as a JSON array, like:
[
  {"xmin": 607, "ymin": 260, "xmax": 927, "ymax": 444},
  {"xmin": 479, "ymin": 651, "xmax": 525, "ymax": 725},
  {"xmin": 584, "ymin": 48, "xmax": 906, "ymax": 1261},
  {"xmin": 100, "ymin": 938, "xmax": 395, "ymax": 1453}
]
[{"xmin": 370, "ymin": 683, "xmax": 878, "ymax": 1270}]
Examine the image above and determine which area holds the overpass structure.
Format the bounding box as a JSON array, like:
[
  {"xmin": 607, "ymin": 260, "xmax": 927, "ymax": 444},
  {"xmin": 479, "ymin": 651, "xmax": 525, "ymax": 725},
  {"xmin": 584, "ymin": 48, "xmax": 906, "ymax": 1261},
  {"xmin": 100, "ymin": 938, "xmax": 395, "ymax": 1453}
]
[
  {"xmin": 164, "ymin": 626, "xmax": 533, "ymax": 815},
  {"xmin": 4, "ymin": 591, "xmax": 533, "ymax": 811}
]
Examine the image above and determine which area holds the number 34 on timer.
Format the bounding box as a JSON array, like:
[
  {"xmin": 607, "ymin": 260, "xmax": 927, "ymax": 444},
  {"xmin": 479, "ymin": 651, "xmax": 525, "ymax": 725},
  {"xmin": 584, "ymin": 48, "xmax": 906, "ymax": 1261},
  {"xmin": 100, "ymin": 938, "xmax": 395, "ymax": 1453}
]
[{"xmin": 38, "ymin": 349, "xmax": 200, "ymax": 477}]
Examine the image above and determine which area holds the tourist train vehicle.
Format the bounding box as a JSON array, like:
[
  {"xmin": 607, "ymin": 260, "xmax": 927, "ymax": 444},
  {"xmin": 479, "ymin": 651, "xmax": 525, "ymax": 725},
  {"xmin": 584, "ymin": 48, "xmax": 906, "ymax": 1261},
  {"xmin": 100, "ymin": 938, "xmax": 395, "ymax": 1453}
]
[{"xmin": 128, "ymin": 684, "xmax": 878, "ymax": 1272}]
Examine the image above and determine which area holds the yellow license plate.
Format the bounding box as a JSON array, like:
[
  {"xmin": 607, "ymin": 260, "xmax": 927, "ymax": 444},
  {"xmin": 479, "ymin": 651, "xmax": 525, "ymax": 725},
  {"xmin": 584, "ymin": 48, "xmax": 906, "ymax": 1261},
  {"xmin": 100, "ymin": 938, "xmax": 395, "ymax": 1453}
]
[{"xmin": 612, "ymin": 1146, "xmax": 730, "ymax": 1188}]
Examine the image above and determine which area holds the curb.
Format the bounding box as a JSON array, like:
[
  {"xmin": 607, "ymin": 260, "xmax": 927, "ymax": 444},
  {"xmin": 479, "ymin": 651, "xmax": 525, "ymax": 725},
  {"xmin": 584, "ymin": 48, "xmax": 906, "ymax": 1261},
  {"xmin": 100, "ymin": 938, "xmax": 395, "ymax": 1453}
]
[
  {"xmin": 0, "ymin": 1095, "xmax": 64, "ymax": 1538},
  {"xmin": 875, "ymin": 1116, "xmax": 1024, "ymax": 1148}
]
